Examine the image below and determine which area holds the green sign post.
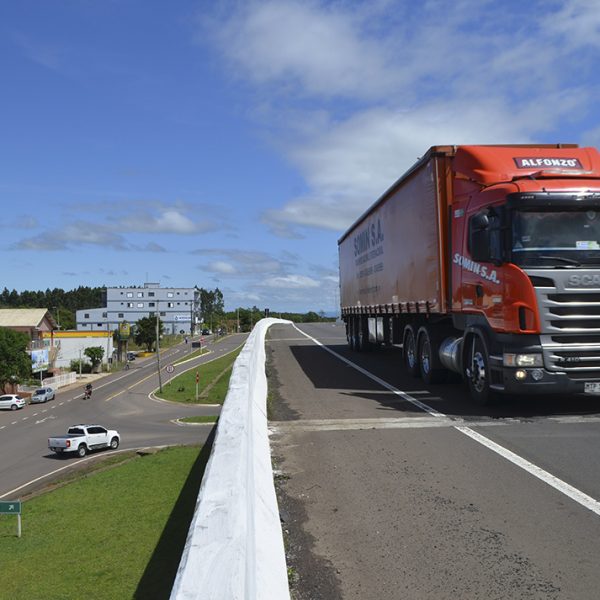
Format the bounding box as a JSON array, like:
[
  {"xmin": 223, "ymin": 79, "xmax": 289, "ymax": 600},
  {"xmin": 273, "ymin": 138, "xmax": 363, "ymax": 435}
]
[{"xmin": 0, "ymin": 500, "xmax": 22, "ymax": 537}]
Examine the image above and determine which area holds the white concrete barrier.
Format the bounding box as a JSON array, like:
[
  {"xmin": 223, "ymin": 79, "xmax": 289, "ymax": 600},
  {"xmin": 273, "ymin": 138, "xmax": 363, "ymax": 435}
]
[{"xmin": 170, "ymin": 318, "xmax": 291, "ymax": 600}]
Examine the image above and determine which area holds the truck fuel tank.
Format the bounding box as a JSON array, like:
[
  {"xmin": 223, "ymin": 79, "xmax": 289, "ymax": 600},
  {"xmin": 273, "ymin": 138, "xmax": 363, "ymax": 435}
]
[{"xmin": 439, "ymin": 337, "xmax": 463, "ymax": 374}]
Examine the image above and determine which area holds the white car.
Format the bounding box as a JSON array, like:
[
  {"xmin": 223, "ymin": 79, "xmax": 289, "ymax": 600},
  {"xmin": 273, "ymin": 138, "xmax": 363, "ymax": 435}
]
[
  {"xmin": 48, "ymin": 424, "xmax": 121, "ymax": 457},
  {"xmin": 30, "ymin": 387, "xmax": 55, "ymax": 404},
  {"xmin": 0, "ymin": 394, "xmax": 26, "ymax": 411}
]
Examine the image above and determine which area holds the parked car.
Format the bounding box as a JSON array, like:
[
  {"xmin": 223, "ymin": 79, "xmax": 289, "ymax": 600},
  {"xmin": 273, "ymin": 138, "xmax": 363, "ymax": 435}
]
[
  {"xmin": 0, "ymin": 394, "xmax": 26, "ymax": 411},
  {"xmin": 201, "ymin": 329, "xmax": 212, "ymax": 335},
  {"xmin": 30, "ymin": 387, "xmax": 55, "ymax": 404},
  {"xmin": 127, "ymin": 351, "xmax": 137, "ymax": 361}
]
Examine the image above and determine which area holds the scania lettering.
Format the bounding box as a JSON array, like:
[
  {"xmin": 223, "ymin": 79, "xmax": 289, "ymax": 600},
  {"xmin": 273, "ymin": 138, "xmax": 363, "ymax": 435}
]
[{"xmin": 338, "ymin": 144, "xmax": 600, "ymax": 404}]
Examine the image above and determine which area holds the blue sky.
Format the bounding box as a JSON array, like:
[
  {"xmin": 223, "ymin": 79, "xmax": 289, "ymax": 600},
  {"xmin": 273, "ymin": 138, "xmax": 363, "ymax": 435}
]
[{"xmin": 2, "ymin": 0, "xmax": 600, "ymax": 313}]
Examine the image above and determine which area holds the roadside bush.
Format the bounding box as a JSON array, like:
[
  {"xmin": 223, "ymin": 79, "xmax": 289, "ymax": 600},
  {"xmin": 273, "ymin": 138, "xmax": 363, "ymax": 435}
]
[{"xmin": 69, "ymin": 359, "xmax": 92, "ymax": 374}]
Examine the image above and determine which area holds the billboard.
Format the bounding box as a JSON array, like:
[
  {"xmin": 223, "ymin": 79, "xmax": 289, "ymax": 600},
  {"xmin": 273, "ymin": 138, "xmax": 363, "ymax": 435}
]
[
  {"xmin": 118, "ymin": 321, "xmax": 131, "ymax": 340},
  {"xmin": 31, "ymin": 349, "xmax": 49, "ymax": 373}
]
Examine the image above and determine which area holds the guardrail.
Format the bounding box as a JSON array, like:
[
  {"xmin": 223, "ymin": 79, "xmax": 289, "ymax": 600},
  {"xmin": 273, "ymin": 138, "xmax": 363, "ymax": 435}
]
[{"xmin": 170, "ymin": 318, "xmax": 291, "ymax": 600}]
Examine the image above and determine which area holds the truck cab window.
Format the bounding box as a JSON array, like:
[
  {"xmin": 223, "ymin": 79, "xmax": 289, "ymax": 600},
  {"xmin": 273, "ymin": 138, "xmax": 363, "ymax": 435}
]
[{"xmin": 512, "ymin": 210, "xmax": 600, "ymax": 267}]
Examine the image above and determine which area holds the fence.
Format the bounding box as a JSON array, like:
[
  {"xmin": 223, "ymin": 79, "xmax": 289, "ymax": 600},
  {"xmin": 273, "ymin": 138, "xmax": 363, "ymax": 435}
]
[{"xmin": 170, "ymin": 318, "xmax": 291, "ymax": 600}]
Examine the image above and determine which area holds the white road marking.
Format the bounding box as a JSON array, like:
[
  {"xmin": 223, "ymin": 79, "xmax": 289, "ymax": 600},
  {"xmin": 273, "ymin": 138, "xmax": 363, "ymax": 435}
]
[
  {"xmin": 35, "ymin": 415, "xmax": 56, "ymax": 424},
  {"xmin": 292, "ymin": 324, "xmax": 600, "ymax": 518}
]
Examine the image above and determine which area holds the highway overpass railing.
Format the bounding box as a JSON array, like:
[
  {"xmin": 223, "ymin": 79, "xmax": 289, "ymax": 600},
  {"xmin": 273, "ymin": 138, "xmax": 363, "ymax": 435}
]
[{"xmin": 170, "ymin": 318, "xmax": 291, "ymax": 600}]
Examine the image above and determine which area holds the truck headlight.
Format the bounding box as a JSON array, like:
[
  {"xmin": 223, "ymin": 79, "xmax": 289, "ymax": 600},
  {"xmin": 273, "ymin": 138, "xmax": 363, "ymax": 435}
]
[{"xmin": 503, "ymin": 353, "xmax": 543, "ymax": 367}]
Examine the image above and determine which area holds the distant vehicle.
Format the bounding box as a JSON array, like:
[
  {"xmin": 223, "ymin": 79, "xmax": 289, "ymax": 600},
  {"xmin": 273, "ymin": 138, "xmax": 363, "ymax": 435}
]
[
  {"xmin": 201, "ymin": 329, "xmax": 212, "ymax": 335},
  {"xmin": 30, "ymin": 387, "xmax": 55, "ymax": 404},
  {"xmin": 48, "ymin": 424, "xmax": 120, "ymax": 457},
  {"xmin": 0, "ymin": 394, "xmax": 26, "ymax": 411},
  {"xmin": 127, "ymin": 351, "xmax": 137, "ymax": 361}
]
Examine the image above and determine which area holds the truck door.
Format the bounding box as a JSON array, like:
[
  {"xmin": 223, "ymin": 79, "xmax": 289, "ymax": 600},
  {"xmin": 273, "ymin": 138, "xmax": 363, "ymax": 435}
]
[{"xmin": 461, "ymin": 204, "xmax": 505, "ymax": 323}]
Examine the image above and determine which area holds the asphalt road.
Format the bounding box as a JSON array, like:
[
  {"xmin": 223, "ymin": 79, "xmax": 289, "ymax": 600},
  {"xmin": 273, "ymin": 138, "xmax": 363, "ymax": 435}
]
[
  {"xmin": 268, "ymin": 322, "xmax": 600, "ymax": 600},
  {"xmin": 0, "ymin": 333, "xmax": 247, "ymax": 499}
]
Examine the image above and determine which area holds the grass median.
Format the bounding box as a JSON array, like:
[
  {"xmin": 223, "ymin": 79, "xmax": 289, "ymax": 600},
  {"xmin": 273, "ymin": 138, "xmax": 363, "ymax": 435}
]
[
  {"xmin": 157, "ymin": 346, "xmax": 242, "ymax": 404},
  {"xmin": 0, "ymin": 442, "xmax": 214, "ymax": 600}
]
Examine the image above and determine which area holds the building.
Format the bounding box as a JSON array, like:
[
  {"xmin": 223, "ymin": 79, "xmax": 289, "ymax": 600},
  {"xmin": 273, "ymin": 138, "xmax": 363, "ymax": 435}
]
[
  {"xmin": 0, "ymin": 308, "xmax": 57, "ymax": 381},
  {"xmin": 42, "ymin": 330, "xmax": 114, "ymax": 370},
  {"xmin": 76, "ymin": 283, "xmax": 200, "ymax": 335}
]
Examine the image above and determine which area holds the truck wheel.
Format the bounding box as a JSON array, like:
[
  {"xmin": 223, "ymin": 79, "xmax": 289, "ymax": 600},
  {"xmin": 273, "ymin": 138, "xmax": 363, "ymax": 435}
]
[
  {"xmin": 465, "ymin": 337, "xmax": 494, "ymax": 405},
  {"xmin": 110, "ymin": 437, "xmax": 119, "ymax": 450},
  {"xmin": 418, "ymin": 327, "xmax": 447, "ymax": 385},
  {"xmin": 403, "ymin": 325, "xmax": 420, "ymax": 378},
  {"xmin": 77, "ymin": 445, "xmax": 87, "ymax": 458}
]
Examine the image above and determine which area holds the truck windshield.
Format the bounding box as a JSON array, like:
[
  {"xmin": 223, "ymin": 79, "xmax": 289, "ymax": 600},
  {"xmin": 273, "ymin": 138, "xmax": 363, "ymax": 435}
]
[{"xmin": 511, "ymin": 210, "xmax": 600, "ymax": 267}]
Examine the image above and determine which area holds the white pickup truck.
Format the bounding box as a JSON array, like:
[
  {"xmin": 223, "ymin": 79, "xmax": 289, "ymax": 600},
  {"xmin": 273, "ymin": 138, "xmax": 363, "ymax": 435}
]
[{"xmin": 48, "ymin": 424, "xmax": 120, "ymax": 458}]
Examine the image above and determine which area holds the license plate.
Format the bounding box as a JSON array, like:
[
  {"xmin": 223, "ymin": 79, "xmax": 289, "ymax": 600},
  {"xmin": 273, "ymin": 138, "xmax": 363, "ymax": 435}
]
[{"xmin": 584, "ymin": 382, "xmax": 600, "ymax": 394}]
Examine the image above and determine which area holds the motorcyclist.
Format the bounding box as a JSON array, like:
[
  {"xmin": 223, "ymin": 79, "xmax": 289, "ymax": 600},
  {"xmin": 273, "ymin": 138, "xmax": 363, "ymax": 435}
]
[{"xmin": 84, "ymin": 383, "xmax": 93, "ymax": 399}]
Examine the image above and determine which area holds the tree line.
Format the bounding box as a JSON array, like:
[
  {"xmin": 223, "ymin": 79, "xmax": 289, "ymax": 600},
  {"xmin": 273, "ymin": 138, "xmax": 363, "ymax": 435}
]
[
  {"xmin": 0, "ymin": 285, "xmax": 336, "ymax": 335},
  {"xmin": 0, "ymin": 286, "xmax": 104, "ymax": 330}
]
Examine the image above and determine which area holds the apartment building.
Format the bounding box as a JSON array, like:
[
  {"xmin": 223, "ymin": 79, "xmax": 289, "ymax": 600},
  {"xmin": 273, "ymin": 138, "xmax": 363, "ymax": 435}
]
[{"xmin": 76, "ymin": 283, "xmax": 200, "ymax": 335}]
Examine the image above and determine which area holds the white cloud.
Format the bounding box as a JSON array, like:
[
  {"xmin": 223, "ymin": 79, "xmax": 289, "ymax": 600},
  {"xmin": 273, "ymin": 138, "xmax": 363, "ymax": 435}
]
[
  {"xmin": 117, "ymin": 208, "xmax": 214, "ymax": 234},
  {"xmin": 193, "ymin": 249, "xmax": 291, "ymax": 277},
  {"xmin": 207, "ymin": 0, "xmax": 600, "ymax": 238},
  {"xmin": 261, "ymin": 274, "xmax": 320, "ymax": 289},
  {"xmin": 542, "ymin": 0, "xmax": 600, "ymax": 47},
  {"xmin": 207, "ymin": 261, "xmax": 237, "ymax": 274},
  {"xmin": 209, "ymin": 0, "xmax": 396, "ymax": 100}
]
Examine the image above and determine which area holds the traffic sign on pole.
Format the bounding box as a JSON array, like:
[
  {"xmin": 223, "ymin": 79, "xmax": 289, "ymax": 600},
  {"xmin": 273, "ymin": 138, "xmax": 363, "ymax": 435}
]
[
  {"xmin": 0, "ymin": 500, "xmax": 22, "ymax": 538},
  {"xmin": 0, "ymin": 501, "xmax": 21, "ymax": 514}
]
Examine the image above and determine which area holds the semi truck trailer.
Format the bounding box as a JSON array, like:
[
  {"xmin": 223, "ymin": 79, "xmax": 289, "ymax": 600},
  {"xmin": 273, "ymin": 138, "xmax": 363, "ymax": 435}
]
[{"xmin": 338, "ymin": 144, "xmax": 600, "ymax": 403}]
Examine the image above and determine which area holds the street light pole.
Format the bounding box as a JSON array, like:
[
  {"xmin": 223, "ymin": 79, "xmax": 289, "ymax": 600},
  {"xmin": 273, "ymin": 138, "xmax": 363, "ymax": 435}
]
[{"xmin": 156, "ymin": 303, "xmax": 163, "ymax": 392}]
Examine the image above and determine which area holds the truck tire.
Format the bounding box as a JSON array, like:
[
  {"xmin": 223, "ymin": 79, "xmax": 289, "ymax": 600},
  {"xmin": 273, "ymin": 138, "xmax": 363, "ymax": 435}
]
[
  {"xmin": 417, "ymin": 326, "xmax": 447, "ymax": 384},
  {"xmin": 77, "ymin": 444, "xmax": 88, "ymax": 458},
  {"xmin": 110, "ymin": 437, "xmax": 119, "ymax": 450},
  {"xmin": 465, "ymin": 336, "xmax": 494, "ymax": 405},
  {"xmin": 403, "ymin": 325, "xmax": 420, "ymax": 378}
]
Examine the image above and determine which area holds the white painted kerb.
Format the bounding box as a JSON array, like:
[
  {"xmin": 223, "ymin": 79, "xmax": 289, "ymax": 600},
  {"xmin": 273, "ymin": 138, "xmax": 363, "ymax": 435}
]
[{"xmin": 170, "ymin": 318, "xmax": 291, "ymax": 600}]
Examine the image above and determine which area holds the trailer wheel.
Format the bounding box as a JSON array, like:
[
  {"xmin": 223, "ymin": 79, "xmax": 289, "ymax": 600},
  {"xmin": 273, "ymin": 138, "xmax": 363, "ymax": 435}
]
[
  {"xmin": 418, "ymin": 327, "xmax": 447, "ymax": 384},
  {"xmin": 465, "ymin": 336, "xmax": 494, "ymax": 405},
  {"xmin": 403, "ymin": 325, "xmax": 420, "ymax": 378}
]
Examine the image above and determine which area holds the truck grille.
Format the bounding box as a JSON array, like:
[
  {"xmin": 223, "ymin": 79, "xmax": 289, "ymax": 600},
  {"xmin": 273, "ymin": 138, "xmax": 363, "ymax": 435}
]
[{"xmin": 529, "ymin": 270, "xmax": 600, "ymax": 374}]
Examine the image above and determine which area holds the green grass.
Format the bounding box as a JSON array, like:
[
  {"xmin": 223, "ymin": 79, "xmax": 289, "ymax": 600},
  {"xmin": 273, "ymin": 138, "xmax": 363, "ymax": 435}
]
[
  {"xmin": 158, "ymin": 346, "xmax": 242, "ymax": 404},
  {"xmin": 0, "ymin": 445, "xmax": 212, "ymax": 600},
  {"xmin": 180, "ymin": 415, "xmax": 219, "ymax": 424}
]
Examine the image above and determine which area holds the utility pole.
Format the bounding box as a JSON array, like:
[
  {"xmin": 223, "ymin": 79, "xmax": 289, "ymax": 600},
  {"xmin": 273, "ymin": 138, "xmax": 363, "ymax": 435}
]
[{"xmin": 156, "ymin": 303, "xmax": 163, "ymax": 392}]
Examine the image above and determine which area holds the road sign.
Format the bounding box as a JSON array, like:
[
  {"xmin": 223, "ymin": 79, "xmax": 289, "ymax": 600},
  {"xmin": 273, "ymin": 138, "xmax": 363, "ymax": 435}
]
[
  {"xmin": 166, "ymin": 364, "xmax": 174, "ymax": 374},
  {"xmin": 0, "ymin": 501, "xmax": 21, "ymax": 515}
]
